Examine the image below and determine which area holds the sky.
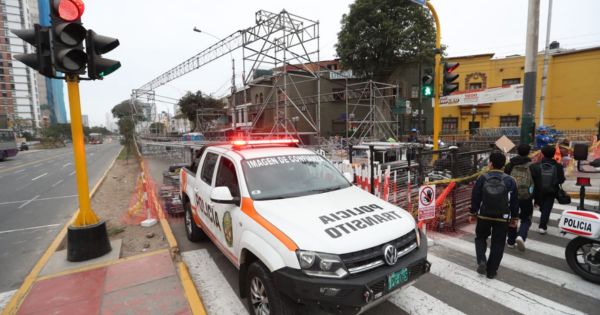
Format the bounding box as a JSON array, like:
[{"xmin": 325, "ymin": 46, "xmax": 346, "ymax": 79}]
[{"xmin": 73, "ymin": 0, "xmax": 600, "ymax": 127}]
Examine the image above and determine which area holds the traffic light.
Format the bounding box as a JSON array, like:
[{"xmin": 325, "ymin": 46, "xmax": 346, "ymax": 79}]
[
  {"xmin": 421, "ymin": 75, "xmax": 433, "ymax": 98},
  {"xmin": 51, "ymin": 0, "xmax": 87, "ymax": 74},
  {"xmin": 86, "ymin": 30, "xmax": 121, "ymax": 80},
  {"xmin": 11, "ymin": 24, "xmax": 54, "ymax": 77},
  {"xmin": 442, "ymin": 62, "xmax": 460, "ymax": 96}
]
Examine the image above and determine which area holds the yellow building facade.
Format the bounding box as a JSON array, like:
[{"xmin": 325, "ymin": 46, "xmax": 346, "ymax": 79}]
[{"xmin": 439, "ymin": 47, "xmax": 600, "ymax": 134}]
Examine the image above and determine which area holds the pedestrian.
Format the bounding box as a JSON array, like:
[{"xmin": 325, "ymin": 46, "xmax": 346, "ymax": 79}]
[
  {"xmin": 504, "ymin": 144, "xmax": 534, "ymax": 251},
  {"xmin": 530, "ymin": 145, "xmax": 566, "ymax": 234},
  {"xmin": 535, "ymin": 126, "xmax": 552, "ymax": 150},
  {"xmin": 408, "ymin": 128, "xmax": 419, "ymax": 143},
  {"xmin": 470, "ymin": 151, "xmax": 518, "ymax": 279}
]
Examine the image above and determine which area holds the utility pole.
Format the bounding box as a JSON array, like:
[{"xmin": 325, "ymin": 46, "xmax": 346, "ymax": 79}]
[
  {"xmin": 426, "ymin": 1, "xmax": 442, "ymax": 150},
  {"xmin": 539, "ymin": 0, "xmax": 553, "ymax": 126},
  {"xmin": 520, "ymin": 0, "xmax": 541, "ymax": 145}
]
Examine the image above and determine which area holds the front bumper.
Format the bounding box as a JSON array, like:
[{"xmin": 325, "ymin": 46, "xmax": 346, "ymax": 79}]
[{"xmin": 273, "ymin": 238, "xmax": 429, "ymax": 314}]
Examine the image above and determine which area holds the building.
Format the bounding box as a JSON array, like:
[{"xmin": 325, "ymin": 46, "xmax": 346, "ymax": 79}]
[
  {"xmin": 0, "ymin": 0, "xmax": 42, "ymax": 133},
  {"xmin": 439, "ymin": 45, "xmax": 600, "ymax": 134},
  {"xmin": 82, "ymin": 114, "xmax": 89, "ymax": 127}
]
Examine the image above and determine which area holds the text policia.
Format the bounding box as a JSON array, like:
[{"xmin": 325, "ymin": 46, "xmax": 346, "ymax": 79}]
[{"xmin": 319, "ymin": 204, "xmax": 403, "ymax": 239}]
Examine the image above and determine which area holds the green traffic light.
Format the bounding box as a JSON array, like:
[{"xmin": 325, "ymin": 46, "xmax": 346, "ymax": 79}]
[{"xmin": 422, "ymin": 85, "xmax": 433, "ymax": 98}]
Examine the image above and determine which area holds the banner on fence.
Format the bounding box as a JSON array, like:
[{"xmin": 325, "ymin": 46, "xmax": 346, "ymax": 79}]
[{"xmin": 418, "ymin": 184, "xmax": 436, "ymax": 221}]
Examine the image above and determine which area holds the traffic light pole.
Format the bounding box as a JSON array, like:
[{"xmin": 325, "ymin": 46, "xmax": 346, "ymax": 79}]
[
  {"xmin": 426, "ymin": 1, "xmax": 442, "ymax": 150},
  {"xmin": 66, "ymin": 74, "xmax": 99, "ymax": 227}
]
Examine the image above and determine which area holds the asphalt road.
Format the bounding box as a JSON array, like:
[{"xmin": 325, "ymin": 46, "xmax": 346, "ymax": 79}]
[{"xmin": 0, "ymin": 141, "xmax": 122, "ymax": 293}]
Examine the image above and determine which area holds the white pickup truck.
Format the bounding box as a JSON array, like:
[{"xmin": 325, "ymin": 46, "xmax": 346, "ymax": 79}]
[{"xmin": 180, "ymin": 139, "xmax": 429, "ymax": 315}]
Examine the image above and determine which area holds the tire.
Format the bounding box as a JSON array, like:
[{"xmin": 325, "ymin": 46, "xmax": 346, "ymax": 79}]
[
  {"xmin": 246, "ymin": 262, "xmax": 296, "ymax": 315},
  {"xmin": 184, "ymin": 200, "xmax": 205, "ymax": 242},
  {"xmin": 565, "ymin": 237, "xmax": 600, "ymax": 284}
]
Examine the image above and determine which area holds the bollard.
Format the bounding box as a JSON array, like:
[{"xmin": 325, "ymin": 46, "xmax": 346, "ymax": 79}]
[{"xmin": 140, "ymin": 172, "xmax": 158, "ymax": 227}]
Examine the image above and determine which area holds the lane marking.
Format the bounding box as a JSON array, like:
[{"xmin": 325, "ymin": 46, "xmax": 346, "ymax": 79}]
[
  {"xmin": 32, "ymin": 163, "xmax": 42, "ymax": 168},
  {"xmin": 0, "ymin": 224, "xmax": 61, "ymax": 235},
  {"xmin": 0, "ymin": 195, "xmax": 77, "ymax": 206},
  {"xmin": 69, "ymin": 171, "xmax": 75, "ymax": 176},
  {"xmin": 31, "ymin": 173, "xmax": 48, "ymax": 181},
  {"xmin": 428, "ymin": 254, "xmax": 585, "ymax": 315},
  {"xmin": 62, "ymin": 162, "xmax": 71, "ymax": 168},
  {"xmin": 51, "ymin": 179, "xmax": 64, "ymax": 187},
  {"xmin": 13, "ymin": 169, "xmax": 24, "ymax": 174},
  {"xmin": 389, "ymin": 285, "xmax": 466, "ymax": 315},
  {"xmin": 459, "ymin": 224, "xmax": 568, "ymax": 258},
  {"xmin": 0, "ymin": 151, "xmax": 71, "ymax": 174},
  {"xmin": 0, "ymin": 289, "xmax": 17, "ymax": 310},
  {"xmin": 431, "ymin": 233, "xmax": 600, "ymax": 299},
  {"xmin": 18, "ymin": 195, "xmax": 40, "ymax": 209},
  {"xmin": 182, "ymin": 249, "xmax": 247, "ymax": 315}
]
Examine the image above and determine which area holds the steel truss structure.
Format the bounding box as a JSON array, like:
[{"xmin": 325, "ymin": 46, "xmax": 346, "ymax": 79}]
[
  {"xmin": 131, "ymin": 9, "xmax": 321, "ymax": 136},
  {"xmin": 345, "ymin": 80, "xmax": 398, "ymax": 142}
]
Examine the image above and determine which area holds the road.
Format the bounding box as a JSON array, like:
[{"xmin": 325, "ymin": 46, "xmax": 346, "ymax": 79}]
[
  {"xmin": 145, "ymin": 158, "xmax": 600, "ymax": 315},
  {"xmin": 0, "ymin": 142, "xmax": 122, "ymax": 294}
]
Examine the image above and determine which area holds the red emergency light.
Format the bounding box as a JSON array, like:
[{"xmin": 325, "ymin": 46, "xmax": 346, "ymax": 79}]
[
  {"xmin": 576, "ymin": 177, "xmax": 591, "ymax": 187},
  {"xmin": 231, "ymin": 138, "xmax": 299, "ymax": 147},
  {"xmin": 55, "ymin": 0, "xmax": 85, "ymax": 21}
]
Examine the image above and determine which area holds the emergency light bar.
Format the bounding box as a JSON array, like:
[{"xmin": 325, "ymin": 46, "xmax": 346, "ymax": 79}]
[{"xmin": 231, "ymin": 138, "xmax": 299, "ymax": 147}]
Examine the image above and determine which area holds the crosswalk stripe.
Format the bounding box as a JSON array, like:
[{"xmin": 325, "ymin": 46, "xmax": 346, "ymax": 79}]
[
  {"xmin": 388, "ymin": 286, "xmax": 465, "ymax": 315},
  {"xmin": 0, "ymin": 290, "xmax": 16, "ymax": 312},
  {"xmin": 431, "ymin": 233, "xmax": 599, "ymax": 299},
  {"xmin": 182, "ymin": 249, "xmax": 248, "ymax": 315},
  {"xmin": 533, "ymin": 210, "xmax": 561, "ymax": 221},
  {"xmin": 459, "ymin": 224, "xmax": 567, "ymax": 258},
  {"xmin": 427, "ymin": 254, "xmax": 586, "ymax": 315}
]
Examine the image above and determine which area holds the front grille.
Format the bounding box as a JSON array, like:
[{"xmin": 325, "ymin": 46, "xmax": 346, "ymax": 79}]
[{"xmin": 341, "ymin": 231, "xmax": 417, "ymax": 275}]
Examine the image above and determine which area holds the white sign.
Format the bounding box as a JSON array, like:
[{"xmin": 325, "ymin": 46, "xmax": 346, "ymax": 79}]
[
  {"xmin": 418, "ymin": 185, "xmax": 436, "ymax": 221},
  {"xmin": 440, "ymin": 84, "xmax": 524, "ymax": 107}
]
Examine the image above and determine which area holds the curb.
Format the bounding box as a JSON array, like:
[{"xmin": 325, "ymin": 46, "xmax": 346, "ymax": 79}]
[
  {"xmin": 1, "ymin": 146, "xmax": 121, "ymax": 315},
  {"xmin": 142, "ymin": 156, "xmax": 207, "ymax": 315},
  {"xmin": 567, "ymin": 191, "xmax": 600, "ymax": 201}
]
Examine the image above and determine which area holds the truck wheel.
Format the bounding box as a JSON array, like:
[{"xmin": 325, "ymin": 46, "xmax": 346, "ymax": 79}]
[
  {"xmin": 246, "ymin": 262, "xmax": 296, "ymax": 315},
  {"xmin": 184, "ymin": 201, "xmax": 204, "ymax": 242}
]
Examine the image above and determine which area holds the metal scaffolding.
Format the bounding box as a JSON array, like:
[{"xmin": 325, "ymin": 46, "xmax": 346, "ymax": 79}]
[
  {"xmin": 345, "ymin": 80, "xmax": 398, "ymax": 142},
  {"xmin": 131, "ymin": 9, "xmax": 321, "ymax": 137}
]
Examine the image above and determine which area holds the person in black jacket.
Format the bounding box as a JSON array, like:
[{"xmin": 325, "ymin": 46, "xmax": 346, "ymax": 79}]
[
  {"xmin": 504, "ymin": 144, "xmax": 533, "ymax": 251},
  {"xmin": 470, "ymin": 151, "xmax": 519, "ymax": 279},
  {"xmin": 530, "ymin": 145, "xmax": 566, "ymax": 234}
]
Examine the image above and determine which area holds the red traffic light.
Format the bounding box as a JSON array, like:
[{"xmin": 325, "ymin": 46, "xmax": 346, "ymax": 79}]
[
  {"xmin": 444, "ymin": 62, "xmax": 459, "ymax": 73},
  {"xmin": 54, "ymin": 0, "xmax": 85, "ymax": 21}
]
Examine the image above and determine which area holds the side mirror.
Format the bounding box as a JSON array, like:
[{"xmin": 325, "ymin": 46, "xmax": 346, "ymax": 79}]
[
  {"xmin": 343, "ymin": 172, "xmax": 354, "ymax": 183},
  {"xmin": 211, "ymin": 186, "xmax": 235, "ymax": 204}
]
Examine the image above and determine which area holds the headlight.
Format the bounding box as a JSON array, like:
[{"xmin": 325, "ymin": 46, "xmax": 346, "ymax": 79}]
[
  {"xmin": 415, "ymin": 226, "xmax": 421, "ymax": 248},
  {"xmin": 296, "ymin": 250, "xmax": 348, "ymax": 278}
]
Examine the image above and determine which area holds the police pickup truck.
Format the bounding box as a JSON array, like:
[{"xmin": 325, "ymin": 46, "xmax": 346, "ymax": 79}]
[{"xmin": 180, "ymin": 139, "xmax": 429, "ymax": 315}]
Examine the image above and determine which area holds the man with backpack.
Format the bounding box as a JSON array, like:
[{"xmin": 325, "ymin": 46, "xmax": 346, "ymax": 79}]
[
  {"xmin": 531, "ymin": 145, "xmax": 566, "ymax": 234},
  {"xmin": 504, "ymin": 144, "xmax": 534, "ymax": 251},
  {"xmin": 470, "ymin": 151, "xmax": 519, "ymax": 279}
]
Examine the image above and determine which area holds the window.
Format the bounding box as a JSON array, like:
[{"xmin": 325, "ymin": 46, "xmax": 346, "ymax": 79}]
[
  {"xmin": 200, "ymin": 152, "xmax": 219, "ymax": 184},
  {"xmin": 500, "ymin": 115, "xmax": 519, "ymax": 127},
  {"xmin": 442, "ymin": 117, "xmax": 458, "ymax": 134},
  {"xmin": 468, "ymin": 83, "xmax": 482, "ymax": 90},
  {"xmin": 502, "ymin": 78, "xmax": 520, "ymax": 86},
  {"xmin": 332, "ymin": 88, "xmax": 345, "ymax": 101},
  {"xmin": 215, "ymin": 157, "xmax": 240, "ymax": 202}
]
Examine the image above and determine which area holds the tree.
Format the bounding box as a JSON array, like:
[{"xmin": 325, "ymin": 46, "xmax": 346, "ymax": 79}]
[
  {"xmin": 111, "ymin": 99, "xmax": 146, "ymax": 121},
  {"xmin": 336, "ymin": 0, "xmax": 436, "ymax": 79},
  {"xmin": 177, "ymin": 91, "xmax": 221, "ymax": 131}
]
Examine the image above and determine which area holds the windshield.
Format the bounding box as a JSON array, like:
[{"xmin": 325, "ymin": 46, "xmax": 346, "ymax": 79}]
[{"xmin": 242, "ymin": 154, "xmax": 352, "ymax": 200}]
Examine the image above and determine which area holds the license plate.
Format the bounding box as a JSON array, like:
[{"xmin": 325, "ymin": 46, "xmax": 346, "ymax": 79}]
[{"xmin": 387, "ymin": 267, "xmax": 409, "ymax": 290}]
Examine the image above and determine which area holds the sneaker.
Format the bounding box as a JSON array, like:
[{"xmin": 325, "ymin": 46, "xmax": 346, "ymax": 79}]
[
  {"xmin": 506, "ymin": 243, "xmax": 515, "ymax": 249},
  {"xmin": 487, "ymin": 272, "xmax": 497, "ymax": 279},
  {"xmin": 515, "ymin": 236, "xmax": 526, "ymax": 252},
  {"xmin": 538, "ymin": 228, "xmax": 547, "ymax": 235},
  {"xmin": 477, "ymin": 262, "xmax": 487, "ymax": 275}
]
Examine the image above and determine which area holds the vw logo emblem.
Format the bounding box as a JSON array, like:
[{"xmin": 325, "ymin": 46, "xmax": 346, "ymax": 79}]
[{"xmin": 383, "ymin": 244, "xmax": 398, "ymax": 266}]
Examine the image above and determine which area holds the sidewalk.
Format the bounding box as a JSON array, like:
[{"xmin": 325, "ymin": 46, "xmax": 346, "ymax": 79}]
[{"xmin": 15, "ymin": 250, "xmax": 190, "ymax": 315}]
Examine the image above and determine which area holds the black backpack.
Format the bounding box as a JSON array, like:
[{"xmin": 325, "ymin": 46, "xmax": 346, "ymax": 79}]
[
  {"xmin": 539, "ymin": 162, "xmax": 558, "ymax": 195},
  {"xmin": 480, "ymin": 173, "xmax": 510, "ymax": 219}
]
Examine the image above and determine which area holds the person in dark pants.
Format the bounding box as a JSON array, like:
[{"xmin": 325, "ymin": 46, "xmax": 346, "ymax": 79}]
[
  {"xmin": 530, "ymin": 145, "xmax": 565, "ymax": 234},
  {"xmin": 504, "ymin": 144, "xmax": 534, "ymax": 251},
  {"xmin": 470, "ymin": 152, "xmax": 518, "ymax": 279}
]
